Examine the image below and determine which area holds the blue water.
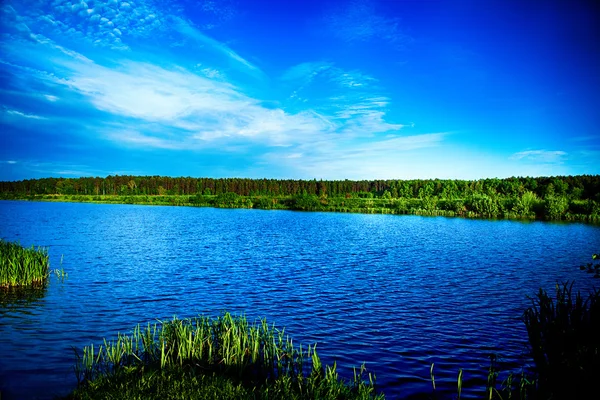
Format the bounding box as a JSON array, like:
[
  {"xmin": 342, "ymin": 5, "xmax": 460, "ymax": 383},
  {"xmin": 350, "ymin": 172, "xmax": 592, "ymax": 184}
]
[{"xmin": 0, "ymin": 200, "xmax": 598, "ymax": 399}]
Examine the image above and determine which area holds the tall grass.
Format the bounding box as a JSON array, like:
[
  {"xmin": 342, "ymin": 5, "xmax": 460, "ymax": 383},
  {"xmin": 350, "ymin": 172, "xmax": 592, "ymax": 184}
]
[
  {"xmin": 523, "ymin": 281, "xmax": 600, "ymax": 399},
  {"xmin": 70, "ymin": 313, "xmax": 382, "ymax": 399},
  {"xmin": 0, "ymin": 239, "xmax": 50, "ymax": 288},
  {"xmin": 429, "ymin": 358, "xmax": 535, "ymax": 400}
]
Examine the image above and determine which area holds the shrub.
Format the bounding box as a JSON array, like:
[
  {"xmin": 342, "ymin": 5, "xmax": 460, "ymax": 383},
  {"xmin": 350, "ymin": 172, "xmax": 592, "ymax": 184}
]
[
  {"xmin": 468, "ymin": 194, "xmax": 499, "ymax": 217},
  {"xmin": 544, "ymin": 196, "xmax": 569, "ymax": 220}
]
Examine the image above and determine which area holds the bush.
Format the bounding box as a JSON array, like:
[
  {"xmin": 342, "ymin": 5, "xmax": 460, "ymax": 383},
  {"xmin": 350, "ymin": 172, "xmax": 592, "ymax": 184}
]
[
  {"xmin": 291, "ymin": 195, "xmax": 321, "ymax": 211},
  {"xmin": 544, "ymin": 196, "xmax": 569, "ymax": 220},
  {"xmin": 468, "ymin": 194, "xmax": 499, "ymax": 217},
  {"xmin": 438, "ymin": 198, "xmax": 465, "ymax": 213},
  {"xmin": 513, "ymin": 191, "xmax": 538, "ymax": 217}
]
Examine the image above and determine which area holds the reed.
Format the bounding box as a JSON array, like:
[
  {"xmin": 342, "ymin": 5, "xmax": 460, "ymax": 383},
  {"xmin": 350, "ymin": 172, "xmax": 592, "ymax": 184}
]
[
  {"xmin": 70, "ymin": 313, "xmax": 382, "ymax": 399},
  {"xmin": 0, "ymin": 239, "xmax": 50, "ymax": 288},
  {"xmin": 429, "ymin": 356, "xmax": 536, "ymax": 400},
  {"xmin": 523, "ymin": 281, "xmax": 600, "ymax": 399}
]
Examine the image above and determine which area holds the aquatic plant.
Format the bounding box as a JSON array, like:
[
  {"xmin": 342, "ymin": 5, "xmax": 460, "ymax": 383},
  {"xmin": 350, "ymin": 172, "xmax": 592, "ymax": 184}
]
[
  {"xmin": 523, "ymin": 281, "xmax": 600, "ymax": 399},
  {"xmin": 430, "ymin": 355, "xmax": 536, "ymax": 400},
  {"xmin": 0, "ymin": 239, "xmax": 50, "ymax": 288},
  {"xmin": 578, "ymin": 253, "xmax": 600, "ymax": 278},
  {"xmin": 70, "ymin": 313, "xmax": 382, "ymax": 399}
]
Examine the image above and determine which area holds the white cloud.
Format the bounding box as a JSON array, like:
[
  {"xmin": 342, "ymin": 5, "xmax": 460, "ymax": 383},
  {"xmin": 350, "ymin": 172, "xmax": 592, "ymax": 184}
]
[
  {"xmin": 263, "ymin": 133, "xmax": 446, "ymax": 179},
  {"xmin": 3, "ymin": 108, "xmax": 46, "ymax": 119},
  {"xmin": 171, "ymin": 17, "xmax": 262, "ymax": 76},
  {"xmin": 281, "ymin": 61, "xmax": 332, "ymax": 83},
  {"xmin": 281, "ymin": 62, "xmax": 402, "ymax": 136},
  {"xmin": 511, "ymin": 150, "xmax": 567, "ymax": 163},
  {"xmin": 41, "ymin": 57, "xmax": 331, "ymax": 148}
]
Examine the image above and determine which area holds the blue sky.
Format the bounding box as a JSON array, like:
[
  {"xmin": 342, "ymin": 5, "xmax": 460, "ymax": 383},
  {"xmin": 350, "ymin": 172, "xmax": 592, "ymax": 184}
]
[{"xmin": 0, "ymin": 0, "xmax": 598, "ymax": 181}]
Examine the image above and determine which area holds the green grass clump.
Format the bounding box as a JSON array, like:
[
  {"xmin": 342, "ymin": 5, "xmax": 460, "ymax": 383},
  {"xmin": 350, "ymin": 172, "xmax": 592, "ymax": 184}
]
[
  {"xmin": 68, "ymin": 313, "xmax": 382, "ymax": 400},
  {"xmin": 523, "ymin": 281, "xmax": 600, "ymax": 399},
  {"xmin": 0, "ymin": 239, "xmax": 50, "ymax": 288}
]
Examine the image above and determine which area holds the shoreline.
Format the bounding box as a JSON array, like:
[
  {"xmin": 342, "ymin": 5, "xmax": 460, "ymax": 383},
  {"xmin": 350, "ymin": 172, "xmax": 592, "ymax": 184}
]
[{"xmin": 2, "ymin": 194, "xmax": 599, "ymax": 224}]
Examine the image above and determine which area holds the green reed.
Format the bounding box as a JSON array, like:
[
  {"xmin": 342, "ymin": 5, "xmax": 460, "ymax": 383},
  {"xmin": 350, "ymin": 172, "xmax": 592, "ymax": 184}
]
[
  {"xmin": 523, "ymin": 281, "xmax": 599, "ymax": 399},
  {"xmin": 71, "ymin": 313, "xmax": 382, "ymax": 399},
  {"xmin": 0, "ymin": 239, "xmax": 50, "ymax": 288},
  {"xmin": 429, "ymin": 355, "xmax": 536, "ymax": 400}
]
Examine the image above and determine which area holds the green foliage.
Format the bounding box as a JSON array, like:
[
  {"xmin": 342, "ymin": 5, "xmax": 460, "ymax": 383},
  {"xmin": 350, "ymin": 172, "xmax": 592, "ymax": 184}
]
[
  {"xmin": 523, "ymin": 281, "xmax": 600, "ymax": 399},
  {"xmin": 544, "ymin": 196, "xmax": 569, "ymax": 220},
  {"xmin": 468, "ymin": 194, "xmax": 499, "ymax": 217},
  {"xmin": 578, "ymin": 253, "xmax": 600, "ymax": 278},
  {"xmin": 214, "ymin": 192, "xmax": 243, "ymax": 207},
  {"xmin": 0, "ymin": 239, "xmax": 50, "ymax": 288},
  {"xmin": 420, "ymin": 196, "xmax": 438, "ymax": 211},
  {"xmin": 438, "ymin": 198, "xmax": 465, "ymax": 213},
  {"xmin": 3, "ymin": 175, "xmax": 599, "ymax": 222},
  {"xmin": 253, "ymin": 196, "xmax": 277, "ymax": 209},
  {"xmin": 513, "ymin": 191, "xmax": 538, "ymax": 217},
  {"xmin": 69, "ymin": 313, "xmax": 382, "ymax": 400},
  {"xmin": 291, "ymin": 194, "xmax": 321, "ymax": 211}
]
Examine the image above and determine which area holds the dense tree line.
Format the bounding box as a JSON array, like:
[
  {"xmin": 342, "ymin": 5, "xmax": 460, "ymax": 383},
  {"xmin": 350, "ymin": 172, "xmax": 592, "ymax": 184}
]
[
  {"xmin": 1, "ymin": 175, "xmax": 599, "ymax": 200},
  {"xmin": 1, "ymin": 175, "xmax": 599, "ymax": 221}
]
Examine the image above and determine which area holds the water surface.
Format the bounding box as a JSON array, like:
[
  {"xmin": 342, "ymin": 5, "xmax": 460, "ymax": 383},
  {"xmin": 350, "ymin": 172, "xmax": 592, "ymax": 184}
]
[{"xmin": 1, "ymin": 201, "xmax": 598, "ymax": 399}]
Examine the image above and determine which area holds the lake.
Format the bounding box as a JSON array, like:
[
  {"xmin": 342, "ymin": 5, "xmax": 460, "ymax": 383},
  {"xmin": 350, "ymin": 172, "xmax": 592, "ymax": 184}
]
[{"xmin": 0, "ymin": 200, "xmax": 598, "ymax": 399}]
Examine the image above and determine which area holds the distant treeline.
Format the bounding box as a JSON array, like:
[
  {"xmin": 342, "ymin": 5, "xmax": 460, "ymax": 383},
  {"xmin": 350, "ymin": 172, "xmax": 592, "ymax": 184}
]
[{"xmin": 1, "ymin": 175, "xmax": 600, "ymax": 221}]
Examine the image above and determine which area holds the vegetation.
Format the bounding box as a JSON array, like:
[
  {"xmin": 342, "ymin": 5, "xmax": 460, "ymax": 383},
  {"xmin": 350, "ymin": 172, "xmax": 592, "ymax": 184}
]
[
  {"xmin": 67, "ymin": 313, "xmax": 382, "ymax": 400},
  {"xmin": 1, "ymin": 175, "xmax": 599, "ymax": 221},
  {"xmin": 0, "ymin": 239, "xmax": 50, "ymax": 288},
  {"xmin": 578, "ymin": 253, "xmax": 600, "ymax": 278},
  {"xmin": 523, "ymin": 281, "xmax": 600, "ymax": 399}
]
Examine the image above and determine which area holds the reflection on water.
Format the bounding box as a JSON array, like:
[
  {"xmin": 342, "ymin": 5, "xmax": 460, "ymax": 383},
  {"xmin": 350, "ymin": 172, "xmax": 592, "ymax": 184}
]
[
  {"xmin": 0, "ymin": 200, "xmax": 599, "ymax": 399},
  {"xmin": 0, "ymin": 285, "xmax": 47, "ymax": 310}
]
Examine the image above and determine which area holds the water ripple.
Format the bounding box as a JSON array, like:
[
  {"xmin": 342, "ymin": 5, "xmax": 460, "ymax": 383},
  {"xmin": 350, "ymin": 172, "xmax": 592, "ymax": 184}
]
[{"xmin": 0, "ymin": 202, "xmax": 599, "ymax": 399}]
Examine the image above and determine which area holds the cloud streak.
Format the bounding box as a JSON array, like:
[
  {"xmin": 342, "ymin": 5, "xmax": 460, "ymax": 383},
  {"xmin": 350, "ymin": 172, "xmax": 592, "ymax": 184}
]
[
  {"xmin": 511, "ymin": 150, "xmax": 567, "ymax": 163},
  {"xmin": 324, "ymin": 0, "xmax": 412, "ymax": 47}
]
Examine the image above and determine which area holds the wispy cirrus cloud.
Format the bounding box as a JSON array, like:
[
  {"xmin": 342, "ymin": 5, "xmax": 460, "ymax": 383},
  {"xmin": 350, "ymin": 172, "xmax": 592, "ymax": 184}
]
[
  {"xmin": 0, "ymin": 0, "xmax": 439, "ymax": 181},
  {"xmin": 281, "ymin": 61, "xmax": 405, "ymax": 135},
  {"xmin": 3, "ymin": 108, "xmax": 47, "ymax": 120},
  {"xmin": 510, "ymin": 150, "xmax": 567, "ymax": 163},
  {"xmin": 0, "ymin": 34, "xmax": 330, "ymax": 149},
  {"xmin": 171, "ymin": 17, "xmax": 262, "ymax": 76},
  {"xmin": 263, "ymin": 133, "xmax": 446, "ymax": 179},
  {"xmin": 323, "ymin": 0, "xmax": 412, "ymax": 47}
]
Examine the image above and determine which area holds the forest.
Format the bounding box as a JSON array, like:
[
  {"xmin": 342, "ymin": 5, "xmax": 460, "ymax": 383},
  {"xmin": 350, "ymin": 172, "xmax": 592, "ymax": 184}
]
[{"xmin": 1, "ymin": 175, "xmax": 599, "ymax": 221}]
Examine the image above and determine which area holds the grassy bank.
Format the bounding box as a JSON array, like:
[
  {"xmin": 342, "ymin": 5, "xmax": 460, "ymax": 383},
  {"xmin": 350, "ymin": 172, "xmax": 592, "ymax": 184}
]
[
  {"xmin": 5, "ymin": 193, "xmax": 600, "ymax": 223},
  {"xmin": 0, "ymin": 239, "xmax": 50, "ymax": 288},
  {"xmin": 67, "ymin": 313, "xmax": 382, "ymax": 400},
  {"xmin": 64, "ymin": 274, "xmax": 599, "ymax": 399}
]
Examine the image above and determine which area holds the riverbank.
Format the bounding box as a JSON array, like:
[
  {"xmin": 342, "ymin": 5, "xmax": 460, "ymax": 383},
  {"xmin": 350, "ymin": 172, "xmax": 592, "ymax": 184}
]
[{"xmin": 2, "ymin": 193, "xmax": 599, "ymax": 223}]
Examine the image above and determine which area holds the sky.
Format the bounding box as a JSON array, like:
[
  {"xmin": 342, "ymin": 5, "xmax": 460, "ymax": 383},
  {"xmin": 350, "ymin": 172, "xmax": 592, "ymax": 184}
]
[{"xmin": 0, "ymin": 0, "xmax": 599, "ymax": 181}]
